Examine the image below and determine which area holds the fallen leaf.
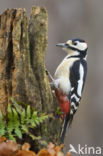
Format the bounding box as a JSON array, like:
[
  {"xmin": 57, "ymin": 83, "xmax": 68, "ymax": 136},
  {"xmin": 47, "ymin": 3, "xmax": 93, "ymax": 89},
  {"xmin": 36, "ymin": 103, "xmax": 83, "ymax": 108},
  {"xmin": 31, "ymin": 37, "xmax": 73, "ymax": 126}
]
[
  {"xmin": 37, "ymin": 149, "xmax": 51, "ymax": 156},
  {"xmin": 57, "ymin": 151, "xmax": 64, "ymax": 156},
  {"xmin": 22, "ymin": 143, "xmax": 31, "ymax": 151},
  {"xmin": 55, "ymin": 144, "xmax": 63, "ymax": 153},
  {"xmin": 16, "ymin": 150, "xmax": 36, "ymax": 156},
  {"xmin": 66, "ymin": 152, "xmax": 71, "ymax": 156},
  {"xmin": 0, "ymin": 140, "xmax": 19, "ymax": 156},
  {"xmin": 0, "ymin": 137, "xmax": 6, "ymax": 142},
  {"xmin": 47, "ymin": 142, "xmax": 55, "ymax": 155}
]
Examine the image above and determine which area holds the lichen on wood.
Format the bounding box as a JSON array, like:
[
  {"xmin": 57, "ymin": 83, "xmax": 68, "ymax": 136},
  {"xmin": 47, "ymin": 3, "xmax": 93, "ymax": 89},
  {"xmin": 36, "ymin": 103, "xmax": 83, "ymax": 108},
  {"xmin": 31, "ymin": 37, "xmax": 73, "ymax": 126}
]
[{"xmin": 0, "ymin": 7, "xmax": 62, "ymax": 146}]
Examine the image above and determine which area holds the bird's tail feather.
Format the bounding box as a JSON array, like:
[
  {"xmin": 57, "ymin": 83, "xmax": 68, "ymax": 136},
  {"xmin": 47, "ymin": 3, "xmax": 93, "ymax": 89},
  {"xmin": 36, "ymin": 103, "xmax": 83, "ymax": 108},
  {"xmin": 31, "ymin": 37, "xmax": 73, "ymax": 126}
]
[{"xmin": 60, "ymin": 114, "xmax": 73, "ymax": 143}]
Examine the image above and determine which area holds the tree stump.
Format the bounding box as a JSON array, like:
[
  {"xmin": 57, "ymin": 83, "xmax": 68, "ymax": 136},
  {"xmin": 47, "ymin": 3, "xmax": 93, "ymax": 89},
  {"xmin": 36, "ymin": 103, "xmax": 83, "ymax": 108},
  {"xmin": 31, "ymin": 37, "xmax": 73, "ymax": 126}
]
[{"xmin": 0, "ymin": 7, "xmax": 62, "ymax": 149}]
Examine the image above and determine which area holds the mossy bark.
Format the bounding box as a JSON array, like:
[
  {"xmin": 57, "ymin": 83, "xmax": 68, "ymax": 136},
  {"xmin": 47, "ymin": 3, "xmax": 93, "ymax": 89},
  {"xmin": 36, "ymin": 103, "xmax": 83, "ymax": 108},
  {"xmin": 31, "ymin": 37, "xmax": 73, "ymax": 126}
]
[{"xmin": 0, "ymin": 7, "xmax": 62, "ymax": 149}]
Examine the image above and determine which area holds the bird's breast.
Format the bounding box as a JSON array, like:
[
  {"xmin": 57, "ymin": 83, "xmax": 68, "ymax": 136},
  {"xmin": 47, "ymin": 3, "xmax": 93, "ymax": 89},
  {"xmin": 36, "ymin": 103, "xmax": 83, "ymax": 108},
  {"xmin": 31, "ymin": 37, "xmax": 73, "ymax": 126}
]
[
  {"xmin": 54, "ymin": 57, "xmax": 79, "ymax": 95},
  {"xmin": 54, "ymin": 77, "xmax": 71, "ymax": 95}
]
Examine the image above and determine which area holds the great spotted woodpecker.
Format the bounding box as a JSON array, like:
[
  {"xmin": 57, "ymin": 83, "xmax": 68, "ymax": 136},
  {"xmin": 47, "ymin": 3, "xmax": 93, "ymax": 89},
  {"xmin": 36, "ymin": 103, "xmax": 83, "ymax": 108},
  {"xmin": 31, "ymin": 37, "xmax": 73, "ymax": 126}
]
[{"xmin": 48, "ymin": 38, "xmax": 88, "ymax": 143}]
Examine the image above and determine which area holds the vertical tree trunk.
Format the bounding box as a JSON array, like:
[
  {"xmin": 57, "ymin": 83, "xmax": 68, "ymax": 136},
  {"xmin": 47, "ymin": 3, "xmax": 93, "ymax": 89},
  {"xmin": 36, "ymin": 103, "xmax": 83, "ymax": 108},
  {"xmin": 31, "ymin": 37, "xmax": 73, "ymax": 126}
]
[{"xmin": 0, "ymin": 7, "xmax": 61, "ymax": 148}]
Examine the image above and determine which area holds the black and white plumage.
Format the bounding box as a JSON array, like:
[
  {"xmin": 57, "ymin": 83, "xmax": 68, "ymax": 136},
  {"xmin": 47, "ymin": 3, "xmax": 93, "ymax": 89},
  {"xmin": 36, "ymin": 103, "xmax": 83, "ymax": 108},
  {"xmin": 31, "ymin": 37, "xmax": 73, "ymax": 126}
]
[
  {"xmin": 54, "ymin": 38, "xmax": 88, "ymax": 143},
  {"xmin": 69, "ymin": 59, "xmax": 87, "ymax": 115}
]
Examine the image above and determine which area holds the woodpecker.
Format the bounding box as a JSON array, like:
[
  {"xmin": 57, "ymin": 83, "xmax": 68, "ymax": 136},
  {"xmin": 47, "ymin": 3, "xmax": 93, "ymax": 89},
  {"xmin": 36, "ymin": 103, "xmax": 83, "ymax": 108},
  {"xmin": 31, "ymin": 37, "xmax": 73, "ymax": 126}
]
[{"xmin": 48, "ymin": 38, "xmax": 88, "ymax": 143}]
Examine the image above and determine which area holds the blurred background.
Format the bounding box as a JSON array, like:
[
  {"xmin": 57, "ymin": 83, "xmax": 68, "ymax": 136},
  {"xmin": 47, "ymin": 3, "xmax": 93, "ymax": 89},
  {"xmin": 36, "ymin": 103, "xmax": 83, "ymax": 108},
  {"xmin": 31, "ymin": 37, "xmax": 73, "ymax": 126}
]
[{"xmin": 0, "ymin": 0, "xmax": 103, "ymax": 155}]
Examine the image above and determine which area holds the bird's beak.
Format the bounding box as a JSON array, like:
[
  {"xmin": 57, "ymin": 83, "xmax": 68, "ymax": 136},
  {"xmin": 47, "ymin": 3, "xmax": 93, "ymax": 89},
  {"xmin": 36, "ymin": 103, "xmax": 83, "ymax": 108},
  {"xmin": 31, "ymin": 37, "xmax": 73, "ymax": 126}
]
[
  {"xmin": 56, "ymin": 40, "xmax": 72, "ymax": 48},
  {"xmin": 56, "ymin": 43, "xmax": 67, "ymax": 47}
]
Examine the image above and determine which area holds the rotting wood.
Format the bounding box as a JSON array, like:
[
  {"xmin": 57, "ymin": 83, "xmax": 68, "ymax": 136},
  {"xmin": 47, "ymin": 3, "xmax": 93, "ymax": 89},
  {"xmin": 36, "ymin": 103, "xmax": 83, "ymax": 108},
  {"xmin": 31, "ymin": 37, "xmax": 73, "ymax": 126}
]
[{"xmin": 0, "ymin": 7, "xmax": 62, "ymax": 148}]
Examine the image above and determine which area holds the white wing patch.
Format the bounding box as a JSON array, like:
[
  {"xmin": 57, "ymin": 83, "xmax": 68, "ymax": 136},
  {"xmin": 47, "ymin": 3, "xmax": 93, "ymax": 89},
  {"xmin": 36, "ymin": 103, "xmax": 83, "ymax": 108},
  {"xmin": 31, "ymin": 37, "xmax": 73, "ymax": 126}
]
[{"xmin": 77, "ymin": 64, "xmax": 84, "ymax": 96}]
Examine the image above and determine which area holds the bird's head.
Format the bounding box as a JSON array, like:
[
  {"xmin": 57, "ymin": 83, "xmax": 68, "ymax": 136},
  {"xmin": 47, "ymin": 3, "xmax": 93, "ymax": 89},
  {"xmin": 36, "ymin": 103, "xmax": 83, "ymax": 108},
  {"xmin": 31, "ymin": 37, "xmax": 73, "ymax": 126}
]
[{"xmin": 56, "ymin": 38, "xmax": 88, "ymax": 58}]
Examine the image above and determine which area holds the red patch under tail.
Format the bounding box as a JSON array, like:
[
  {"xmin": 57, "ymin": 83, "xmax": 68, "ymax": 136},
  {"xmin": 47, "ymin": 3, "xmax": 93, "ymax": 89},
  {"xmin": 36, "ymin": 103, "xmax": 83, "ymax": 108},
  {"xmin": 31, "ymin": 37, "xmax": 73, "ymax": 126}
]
[{"xmin": 55, "ymin": 88, "xmax": 70, "ymax": 117}]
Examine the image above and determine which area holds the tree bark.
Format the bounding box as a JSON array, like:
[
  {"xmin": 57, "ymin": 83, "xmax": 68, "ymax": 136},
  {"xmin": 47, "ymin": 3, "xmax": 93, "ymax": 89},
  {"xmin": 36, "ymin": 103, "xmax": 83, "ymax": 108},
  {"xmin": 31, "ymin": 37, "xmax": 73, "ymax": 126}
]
[{"xmin": 0, "ymin": 7, "xmax": 61, "ymax": 147}]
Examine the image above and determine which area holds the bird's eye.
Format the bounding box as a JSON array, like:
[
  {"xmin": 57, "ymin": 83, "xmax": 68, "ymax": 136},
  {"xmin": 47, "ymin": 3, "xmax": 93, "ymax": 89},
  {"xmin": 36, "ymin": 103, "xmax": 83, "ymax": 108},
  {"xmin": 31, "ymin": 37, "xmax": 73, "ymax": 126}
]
[
  {"xmin": 65, "ymin": 43, "xmax": 68, "ymax": 47},
  {"xmin": 73, "ymin": 42, "xmax": 77, "ymax": 46}
]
